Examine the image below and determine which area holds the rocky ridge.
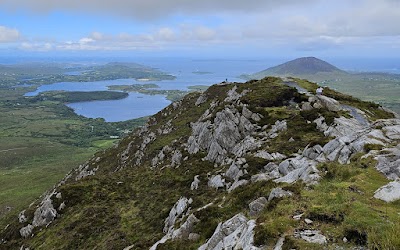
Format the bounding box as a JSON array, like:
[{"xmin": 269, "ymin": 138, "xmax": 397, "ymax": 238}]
[{"xmin": 1, "ymin": 77, "xmax": 399, "ymax": 250}]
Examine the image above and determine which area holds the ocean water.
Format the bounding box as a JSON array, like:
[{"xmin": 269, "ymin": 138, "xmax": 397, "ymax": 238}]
[
  {"xmin": 24, "ymin": 58, "xmax": 272, "ymax": 121},
  {"xmin": 18, "ymin": 57, "xmax": 400, "ymax": 122}
]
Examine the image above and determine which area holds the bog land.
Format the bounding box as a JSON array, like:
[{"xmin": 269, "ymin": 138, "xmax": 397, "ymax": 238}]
[{"xmin": 0, "ymin": 62, "xmax": 175, "ymax": 226}]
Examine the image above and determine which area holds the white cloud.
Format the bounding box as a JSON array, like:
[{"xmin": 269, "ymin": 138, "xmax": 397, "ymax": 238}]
[
  {"xmin": 175, "ymin": 24, "xmax": 217, "ymax": 42},
  {"xmin": 79, "ymin": 37, "xmax": 95, "ymax": 44},
  {"xmin": 66, "ymin": 26, "xmax": 219, "ymax": 51},
  {"xmin": 0, "ymin": 0, "xmax": 316, "ymax": 20},
  {"xmin": 20, "ymin": 42, "xmax": 53, "ymax": 51},
  {"xmin": 8, "ymin": 0, "xmax": 400, "ymax": 53},
  {"xmin": 156, "ymin": 28, "xmax": 176, "ymax": 41},
  {"xmin": 325, "ymin": 0, "xmax": 400, "ymax": 37},
  {"xmin": 89, "ymin": 32, "xmax": 104, "ymax": 41},
  {"xmin": 0, "ymin": 26, "xmax": 20, "ymax": 42}
]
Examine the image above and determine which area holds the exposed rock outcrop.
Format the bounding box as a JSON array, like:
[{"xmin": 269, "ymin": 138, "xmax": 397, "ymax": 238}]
[
  {"xmin": 18, "ymin": 211, "xmax": 27, "ymax": 224},
  {"xmin": 268, "ymin": 188, "xmax": 293, "ymax": 202},
  {"xmin": 310, "ymin": 95, "xmax": 343, "ymax": 112},
  {"xmin": 314, "ymin": 116, "xmax": 364, "ymax": 138},
  {"xmin": 32, "ymin": 196, "xmax": 57, "ymax": 228},
  {"xmin": 225, "ymin": 163, "xmax": 243, "ymax": 181},
  {"xmin": 227, "ymin": 179, "xmax": 249, "ymax": 193},
  {"xmin": 187, "ymin": 106, "xmax": 260, "ymax": 164},
  {"xmin": 373, "ymin": 146, "xmax": 400, "ymax": 180},
  {"xmin": 150, "ymin": 214, "xmax": 200, "ymax": 250},
  {"xmin": 267, "ymin": 120, "xmax": 287, "ymax": 139},
  {"xmin": 198, "ymin": 213, "xmax": 260, "ymax": 250},
  {"xmin": 224, "ymin": 86, "xmax": 249, "ymax": 103},
  {"xmin": 19, "ymin": 225, "xmax": 33, "ymax": 239},
  {"xmin": 190, "ymin": 175, "xmax": 200, "ymax": 190},
  {"xmin": 208, "ymin": 175, "xmax": 225, "ymax": 189},
  {"xmin": 254, "ymin": 151, "xmax": 286, "ymax": 161},
  {"xmin": 274, "ymin": 155, "xmax": 320, "ymax": 184},
  {"xmin": 249, "ymin": 197, "xmax": 268, "ymax": 216},
  {"xmin": 294, "ymin": 230, "xmax": 327, "ymax": 244},
  {"xmin": 75, "ymin": 164, "xmax": 98, "ymax": 181},
  {"xmin": 171, "ymin": 150, "xmax": 183, "ymax": 167},
  {"xmin": 195, "ymin": 93, "xmax": 208, "ymax": 106},
  {"xmin": 313, "ymin": 116, "xmax": 400, "ymax": 168},
  {"xmin": 157, "ymin": 120, "xmax": 174, "ymax": 135},
  {"xmin": 374, "ymin": 181, "xmax": 400, "ymax": 202},
  {"xmin": 18, "ymin": 191, "xmax": 58, "ymax": 238},
  {"xmin": 164, "ymin": 197, "xmax": 192, "ymax": 234},
  {"xmin": 273, "ymin": 237, "xmax": 285, "ymax": 250}
]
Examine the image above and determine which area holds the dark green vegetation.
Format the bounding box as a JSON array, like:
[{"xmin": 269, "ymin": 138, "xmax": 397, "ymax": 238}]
[
  {"xmin": 243, "ymin": 57, "xmax": 400, "ymax": 115},
  {"xmin": 108, "ymin": 83, "xmax": 159, "ymax": 92},
  {"xmin": 1, "ymin": 76, "xmax": 398, "ymax": 249},
  {"xmin": 187, "ymin": 85, "xmax": 210, "ymax": 92},
  {"xmin": 0, "ymin": 62, "xmax": 168, "ymax": 228},
  {"xmin": 31, "ymin": 91, "xmax": 128, "ymax": 103}
]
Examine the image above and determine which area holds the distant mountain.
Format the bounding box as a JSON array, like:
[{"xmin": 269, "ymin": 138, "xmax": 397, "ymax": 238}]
[
  {"xmin": 242, "ymin": 57, "xmax": 400, "ymax": 115},
  {"xmin": 247, "ymin": 57, "xmax": 347, "ymax": 79}
]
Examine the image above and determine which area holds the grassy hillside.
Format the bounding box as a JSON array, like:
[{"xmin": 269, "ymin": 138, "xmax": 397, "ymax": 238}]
[
  {"xmin": 0, "ymin": 64, "xmax": 159, "ymax": 229},
  {"xmin": 2, "ymin": 77, "xmax": 398, "ymax": 249}
]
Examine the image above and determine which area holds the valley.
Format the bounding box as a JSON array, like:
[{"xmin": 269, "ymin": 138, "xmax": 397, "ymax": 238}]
[
  {"xmin": 0, "ymin": 62, "xmax": 174, "ymax": 227},
  {"xmin": 0, "ymin": 59, "xmax": 245, "ymax": 228}
]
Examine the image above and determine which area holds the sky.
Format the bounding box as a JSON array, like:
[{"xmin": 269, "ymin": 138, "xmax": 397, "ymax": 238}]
[{"xmin": 0, "ymin": 0, "xmax": 399, "ymax": 58}]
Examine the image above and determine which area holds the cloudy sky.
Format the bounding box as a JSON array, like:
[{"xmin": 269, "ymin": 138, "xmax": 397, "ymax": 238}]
[{"xmin": 0, "ymin": 0, "xmax": 399, "ymax": 58}]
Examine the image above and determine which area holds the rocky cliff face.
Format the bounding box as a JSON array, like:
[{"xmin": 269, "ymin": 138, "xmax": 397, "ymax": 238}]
[{"xmin": 1, "ymin": 77, "xmax": 399, "ymax": 250}]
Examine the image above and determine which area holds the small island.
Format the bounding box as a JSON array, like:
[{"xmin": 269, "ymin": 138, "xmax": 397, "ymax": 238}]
[
  {"xmin": 108, "ymin": 83, "xmax": 209, "ymax": 102},
  {"xmin": 29, "ymin": 91, "xmax": 129, "ymax": 103},
  {"xmin": 108, "ymin": 84, "xmax": 186, "ymax": 102},
  {"xmin": 108, "ymin": 83, "xmax": 159, "ymax": 92},
  {"xmin": 192, "ymin": 71, "xmax": 213, "ymax": 75}
]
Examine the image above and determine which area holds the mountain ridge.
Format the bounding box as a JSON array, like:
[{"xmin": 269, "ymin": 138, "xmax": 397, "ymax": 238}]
[{"xmin": 1, "ymin": 77, "xmax": 400, "ymax": 249}]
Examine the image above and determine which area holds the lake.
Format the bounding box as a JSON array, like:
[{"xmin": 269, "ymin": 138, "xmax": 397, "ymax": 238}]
[
  {"xmin": 67, "ymin": 92, "xmax": 171, "ymax": 122},
  {"xmin": 24, "ymin": 58, "xmax": 271, "ymax": 122},
  {"xmin": 24, "ymin": 57, "xmax": 400, "ymax": 122}
]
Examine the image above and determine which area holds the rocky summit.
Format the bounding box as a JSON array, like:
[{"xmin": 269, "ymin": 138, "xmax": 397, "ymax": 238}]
[{"xmin": 1, "ymin": 77, "xmax": 400, "ymax": 249}]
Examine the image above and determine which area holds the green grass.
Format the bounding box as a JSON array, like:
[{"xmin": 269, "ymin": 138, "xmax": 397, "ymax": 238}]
[
  {"xmin": 253, "ymin": 155, "xmax": 400, "ymax": 249},
  {"xmin": 251, "ymin": 69, "xmax": 400, "ymax": 116},
  {"xmin": 0, "ymin": 138, "xmax": 97, "ymax": 229},
  {"xmin": 0, "ymin": 67, "xmax": 148, "ymax": 230},
  {"xmin": 293, "ymin": 78, "xmax": 395, "ymax": 120},
  {"xmin": 240, "ymin": 77, "xmax": 302, "ymax": 108},
  {"xmin": 31, "ymin": 91, "xmax": 129, "ymax": 103},
  {"xmin": 257, "ymin": 107, "xmax": 331, "ymax": 155},
  {"xmin": 1, "ymin": 76, "xmax": 399, "ymax": 249},
  {"xmin": 92, "ymin": 139, "xmax": 118, "ymax": 149}
]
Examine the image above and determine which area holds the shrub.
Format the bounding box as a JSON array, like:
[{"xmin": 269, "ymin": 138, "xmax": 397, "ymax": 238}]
[{"xmin": 364, "ymin": 143, "xmax": 384, "ymax": 152}]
